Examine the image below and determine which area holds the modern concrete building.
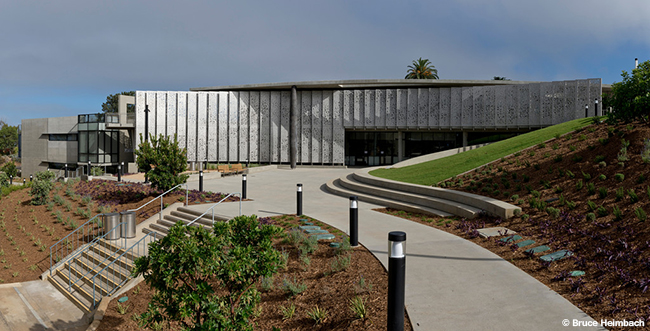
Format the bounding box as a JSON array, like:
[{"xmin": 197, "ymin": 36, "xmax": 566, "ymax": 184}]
[
  {"xmin": 137, "ymin": 78, "xmax": 604, "ymax": 168},
  {"xmin": 21, "ymin": 79, "xmax": 607, "ymax": 175},
  {"xmin": 21, "ymin": 96, "xmax": 136, "ymax": 177}
]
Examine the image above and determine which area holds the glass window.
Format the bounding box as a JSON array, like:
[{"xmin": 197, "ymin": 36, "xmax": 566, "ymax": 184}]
[{"xmin": 79, "ymin": 132, "xmax": 88, "ymax": 153}]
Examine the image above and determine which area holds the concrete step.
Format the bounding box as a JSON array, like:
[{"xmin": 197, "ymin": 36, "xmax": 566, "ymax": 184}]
[
  {"xmin": 177, "ymin": 206, "xmax": 230, "ymax": 223},
  {"xmin": 63, "ymin": 261, "xmax": 111, "ymax": 297},
  {"xmin": 325, "ymin": 178, "xmax": 453, "ymax": 218},
  {"xmin": 73, "ymin": 255, "xmax": 125, "ymax": 289},
  {"xmin": 162, "ymin": 215, "xmax": 214, "ymax": 230},
  {"xmin": 48, "ymin": 273, "xmax": 92, "ymax": 313},
  {"xmin": 53, "ymin": 269, "xmax": 95, "ymax": 307},
  {"xmin": 142, "ymin": 227, "xmax": 166, "ymax": 239},
  {"xmin": 82, "ymin": 248, "xmax": 134, "ymax": 278},
  {"xmin": 340, "ymin": 174, "xmax": 481, "ymax": 218}
]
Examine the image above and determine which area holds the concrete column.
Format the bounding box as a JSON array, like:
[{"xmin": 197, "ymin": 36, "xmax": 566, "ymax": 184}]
[
  {"xmin": 462, "ymin": 131, "xmax": 468, "ymax": 151},
  {"xmin": 397, "ymin": 131, "xmax": 403, "ymax": 162},
  {"xmin": 290, "ymin": 86, "xmax": 298, "ymax": 169}
]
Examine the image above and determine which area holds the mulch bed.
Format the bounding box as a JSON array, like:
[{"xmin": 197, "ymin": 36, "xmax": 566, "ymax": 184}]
[{"xmin": 98, "ymin": 215, "xmax": 413, "ymax": 331}]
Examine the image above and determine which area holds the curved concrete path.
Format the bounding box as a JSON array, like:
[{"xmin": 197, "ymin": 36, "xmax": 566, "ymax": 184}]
[{"xmin": 186, "ymin": 167, "xmax": 603, "ymax": 331}]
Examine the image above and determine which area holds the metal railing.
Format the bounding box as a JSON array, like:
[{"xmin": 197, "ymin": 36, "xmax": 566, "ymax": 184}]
[
  {"xmin": 49, "ymin": 214, "xmax": 104, "ymax": 275},
  {"xmin": 128, "ymin": 183, "xmax": 188, "ymax": 221},
  {"xmin": 186, "ymin": 192, "xmax": 241, "ymax": 227},
  {"xmin": 65, "ymin": 222, "xmax": 127, "ymax": 294},
  {"xmin": 90, "ymin": 231, "xmax": 158, "ymax": 309}
]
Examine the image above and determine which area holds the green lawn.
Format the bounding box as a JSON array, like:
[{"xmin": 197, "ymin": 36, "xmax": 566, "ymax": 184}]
[{"xmin": 369, "ymin": 117, "xmax": 594, "ymax": 186}]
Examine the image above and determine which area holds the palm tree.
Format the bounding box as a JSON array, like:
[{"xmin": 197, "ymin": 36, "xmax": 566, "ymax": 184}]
[{"xmin": 405, "ymin": 58, "xmax": 439, "ymax": 79}]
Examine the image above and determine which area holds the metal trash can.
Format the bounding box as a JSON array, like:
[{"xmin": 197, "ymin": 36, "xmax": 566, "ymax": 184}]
[
  {"xmin": 120, "ymin": 211, "xmax": 136, "ymax": 239},
  {"xmin": 103, "ymin": 212, "xmax": 121, "ymax": 240}
]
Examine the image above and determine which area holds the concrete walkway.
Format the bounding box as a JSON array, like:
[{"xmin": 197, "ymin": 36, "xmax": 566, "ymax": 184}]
[
  {"xmin": 0, "ymin": 280, "xmax": 87, "ymax": 331},
  {"xmin": 185, "ymin": 167, "xmax": 602, "ymax": 331}
]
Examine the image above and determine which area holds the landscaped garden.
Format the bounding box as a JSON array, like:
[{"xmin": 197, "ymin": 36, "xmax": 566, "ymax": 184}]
[
  {"xmin": 378, "ymin": 118, "xmax": 650, "ymax": 327},
  {"xmin": 0, "ymin": 178, "xmax": 231, "ymax": 283},
  {"xmin": 97, "ymin": 214, "xmax": 412, "ymax": 331}
]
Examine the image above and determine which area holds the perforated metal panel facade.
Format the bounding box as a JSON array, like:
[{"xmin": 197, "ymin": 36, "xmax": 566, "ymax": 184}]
[{"xmin": 134, "ymin": 78, "xmax": 600, "ymax": 165}]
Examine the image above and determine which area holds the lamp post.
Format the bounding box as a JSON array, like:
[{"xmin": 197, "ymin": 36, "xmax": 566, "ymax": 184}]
[
  {"xmin": 65, "ymin": 164, "xmax": 68, "ymax": 178},
  {"xmin": 594, "ymin": 99, "xmax": 599, "ymax": 117},
  {"xmin": 144, "ymin": 104, "xmax": 150, "ymax": 142},
  {"xmin": 88, "ymin": 161, "xmax": 91, "ymax": 176},
  {"xmin": 296, "ymin": 184, "xmax": 303, "ymax": 216},
  {"xmin": 387, "ymin": 231, "xmax": 407, "ymax": 331},
  {"xmin": 584, "ymin": 104, "xmax": 588, "ymax": 118},
  {"xmin": 199, "ymin": 170, "xmax": 203, "ymax": 192},
  {"xmin": 349, "ymin": 196, "xmax": 359, "ymax": 247},
  {"xmin": 242, "ymin": 174, "xmax": 247, "ymax": 199}
]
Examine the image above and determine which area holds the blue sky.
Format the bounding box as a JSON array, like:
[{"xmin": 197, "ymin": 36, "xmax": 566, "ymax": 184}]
[{"xmin": 1, "ymin": 0, "xmax": 648, "ymax": 126}]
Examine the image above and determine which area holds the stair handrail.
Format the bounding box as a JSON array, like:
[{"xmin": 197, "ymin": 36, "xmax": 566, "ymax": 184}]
[
  {"xmin": 128, "ymin": 183, "xmax": 188, "ymax": 221},
  {"xmin": 65, "ymin": 221, "xmax": 127, "ymax": 294},
  {"xmin": 90, "ymin": 230, "xmax": 158, "ymax": 309},
  {"xmin": 49, "ymin": 213, "xmax": 105, "ymax": 276},
  {"xmin": 186, "ymin": 192, "xmax": 241, "ymax": 227}
]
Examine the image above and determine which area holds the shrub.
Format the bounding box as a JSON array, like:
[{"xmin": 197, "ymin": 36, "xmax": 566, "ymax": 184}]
[
  {"xmin": 0, "ymin": 173, "xmax": 8, "ymax": 188},
  {"xmin": 1, "ymin": 163, "xmax": 17, "ymax": 178},
  {"xmin": 635, "ymin": 207, "xmax": 647, "ymax": 222},
  {"xmin": 576, "ymin": 179, "xmax": 583, "ymax": 190},
  {"xmin": 613, "ymin": 206, "xmax": 623, "ymax": 221},
  {"xmin": 30, "ymin": 171, "xmax": 55, "ymax": 205},
  {"xmin": 594, "ymin": 155, "xmax": 605, "ymax": 163},
  {"xmin": 615, "ymin": 173, "xmax": 625, "ymax": 182},
  {"xmin": 641, "ymin": 139, "xmax": 650, "ymax": 163},
  {"xmin": 135, "ymin": 133, "xmax": 189, "ymax": 191},
  {"xmin": 90, "ymin": 166, "xmax": 104, "ymax": 176},
  {"xmin": 546, "ymin": 207, "xmax": 560, "ymax": 219},
  {"xmin": 566, "ymin": 201, "xmax": 576, "ymax": 210},
  {"xmin": 628, "ymin": 189, "xmax": 639, "ymax": 203},
  {"xmin": 587, "ymin": 183, "xmax": 596, "ymax": 195},
  {"xmin": 582, "ymin": 171, "xmax": 591, "ymax": 181},
  {"xmin": 603, "ymin": 59, "xmax": 650, "ymax": 122},
  {"xmin": 598, "ymin": 187, "xmax": 608, "ymax": 199},
  {"xmin": 132, "ymin": 215, "xmax": 283, "ymax": 330},
  {"xmin": 572, "ymin": 155, "xmax": 583, "ymax": 162},
  {"xmin": 586, "ymin": 200, "xmax": 597, "ymax": 211},
  {"xmin": 586, "ymin": 213, "xmax": 596, "ymax": 221},
  {"xmin": 596, "ymin": 205, "xmax": 609, "ymax": 217},
  {"xmin": 615, "ymin": 187, "xmax": 625, "ymax": 202}
]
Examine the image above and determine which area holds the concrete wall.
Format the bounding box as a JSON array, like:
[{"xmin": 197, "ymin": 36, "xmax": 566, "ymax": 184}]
[
  {"xmin": 21, "ymin": 116, "xmax": 78, "ymax": 177},
  {"xmin": 135, "ymin": 78, "xmax": 601, "ymax": 165}
]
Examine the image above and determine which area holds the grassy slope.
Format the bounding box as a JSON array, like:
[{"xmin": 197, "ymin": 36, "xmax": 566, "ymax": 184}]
[{"xmin": 369, "ymin": 118, "xmax": 594, "ymax": 186}]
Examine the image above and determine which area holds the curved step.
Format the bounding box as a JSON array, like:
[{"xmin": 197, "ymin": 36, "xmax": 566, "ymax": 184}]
[
  {"xmin": 164, "ymin": 214, "xmax": 215, "ymax": 229},
  {"xmin": 354, "ymin": 171, "xmax": 521, "ymax": 219},
  {"xmin": 325, "ymin": 178, "xmax": 453, "ymax": 218},
  {"xmin": 340, "ymin": 174, "xmax": 481, "ymax": 219}
]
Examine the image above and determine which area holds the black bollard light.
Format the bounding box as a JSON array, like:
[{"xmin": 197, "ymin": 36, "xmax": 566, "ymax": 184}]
[
  {"xmin": 65, "ymin": 164, "xmax": 68, "ymax": 178},
  {"xmin": 297, "ymin": 183, "xmax": 303, "ymax": 216},
  {"xmin": 121, "ymin": 162, "xmax": 124, "ymax": 176},
  {"xmin": 199, "ymin": 170, "xmax": 203, "ymax": 192},
  {"xmin": 23, "ymin": 178, "xmax": 26, "ymax": 186},
  {"xmin": 242, "ymin": 174, "xmax": 247, "ymax": 199},
  {"xmin": 29, "ymin": 174, "xmax": 32, "ymax": 182},
  {"xmin": 349, "ymin": 196, "xmax": 359, "ymax": 247},
  {"xmin": 9, "ymin": 175, "xmax": 12, "ymax": 185},
  {"xmin": 117, "ymin": 164, "xmax": 122, "ymax": 182},
  {"xmin": 585, "ymin": 104, "xmax": 588, "ymax": 118},
  {"xmin": 594, "ymin": 99, "xmax": 599, "ymax": 117},
  {"xmin": 88, "ymin": 161, "xmax": 91, "ymax": 176},
  {"xmin": 387, "ymin": 231, "xmax": 406, "ymax": 331}
]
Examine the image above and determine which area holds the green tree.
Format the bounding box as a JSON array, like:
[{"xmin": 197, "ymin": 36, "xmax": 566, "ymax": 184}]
[
  {"xmin": 405, "ymin": 58, "xmax": 439, "ymax": 79},
  {"xmin": 101, "ymin": 91, "xmax": 135, "ymax": 113},
  {"xmin": 0, "ymin": 122, "xmax": 19, "ymax": 153},
  {"xmin": 132, "ymin": 215, "xmax": 283, "ymax": 331},
  {"xmin": 604, "ymin": 59, "xmax": 650, "ymax": 123},
  {"xmin": 135, "ymin": 133, "xmax": 189, "ymax": 191},
  {"xmin": 493, "ymin": 76, "xmax": 511, "ymax": 81}
]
